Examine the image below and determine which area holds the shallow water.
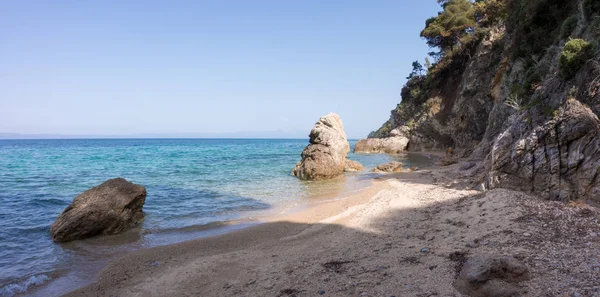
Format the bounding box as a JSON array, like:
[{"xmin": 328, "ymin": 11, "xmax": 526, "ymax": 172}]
[{"xmin": 0, "ymin": 138, "xmax": 434, "ymax": 296}]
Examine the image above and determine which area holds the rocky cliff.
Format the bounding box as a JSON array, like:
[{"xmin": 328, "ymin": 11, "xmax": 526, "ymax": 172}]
[{"xmin": 362, "ymin": 0, "xmax": 600, "ymax": 203}]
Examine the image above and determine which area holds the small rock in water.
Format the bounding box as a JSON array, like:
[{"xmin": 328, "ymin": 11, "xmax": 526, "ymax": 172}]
[
  {"xmin": 372, "ymin": 161, "xmax": 403, "ymax": 173},
  {"xmin": 421, "ymin": 247, "xmax": 430, "ymax": 253}
]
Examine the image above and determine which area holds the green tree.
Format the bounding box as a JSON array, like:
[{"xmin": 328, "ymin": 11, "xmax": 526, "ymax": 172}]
[
  {"xmin": 407, "ymin": 60, "xmax": 425, "ymax": 79},
  {"xmin": 420, "ymin": 0, "xmax": 477, "ymax": 55}
]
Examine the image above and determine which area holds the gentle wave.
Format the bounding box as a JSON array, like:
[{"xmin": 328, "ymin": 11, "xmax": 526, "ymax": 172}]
[{"xmin": 0, "ymin": 274, "xmax": 50, "ymax": 297}]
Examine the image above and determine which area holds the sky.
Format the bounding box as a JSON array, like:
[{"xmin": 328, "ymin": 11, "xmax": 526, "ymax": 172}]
[{"xmin": 0, "ymin": 1, "xmax": 441, "ymax": 139}]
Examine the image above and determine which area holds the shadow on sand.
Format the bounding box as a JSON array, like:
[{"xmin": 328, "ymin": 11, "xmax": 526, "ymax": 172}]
[{"xmin": 29, "ymin": 173, "xmax": 600, "ymax": 297}]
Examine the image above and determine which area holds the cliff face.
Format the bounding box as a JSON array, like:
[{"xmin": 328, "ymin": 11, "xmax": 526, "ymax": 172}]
[{"xmin": 366, "ymin": 0, "xmax": 600, "ymax": 203}]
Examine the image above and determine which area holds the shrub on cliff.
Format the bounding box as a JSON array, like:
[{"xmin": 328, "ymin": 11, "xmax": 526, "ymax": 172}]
[
  {"xmin": 559, "ymin": 39, "xmax": 594, "ymax": 80},
  {"xmin": 508, "ymin": 0, "xmax": 577, "ymax": 59}
]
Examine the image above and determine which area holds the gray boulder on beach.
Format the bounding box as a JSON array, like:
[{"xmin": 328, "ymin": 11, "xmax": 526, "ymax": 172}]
[
  {"xmin": 292, "ymin": 113, "xmax": 360, "ymax": 180},
  {"xmin": 454, "ymin": 254, "xmax": 529, "ymax": 297},
  {"xmin": 50, "ymin": 178, "xmax": 147, "ymax": 242}
]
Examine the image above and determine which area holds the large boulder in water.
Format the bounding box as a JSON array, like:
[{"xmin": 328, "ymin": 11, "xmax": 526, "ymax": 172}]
[
  {"xmin": 292, "ymin": 113, "xmax": 352, "ymax": 180},
  {"xmin": 50, "ymin": 178, "xmax": 146, "ymax": 242}
]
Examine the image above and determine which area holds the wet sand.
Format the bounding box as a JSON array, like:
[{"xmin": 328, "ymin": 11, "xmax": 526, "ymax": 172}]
[{"xmin": 63, "ymin": 163, "xmax": 600, "ymax": 297}]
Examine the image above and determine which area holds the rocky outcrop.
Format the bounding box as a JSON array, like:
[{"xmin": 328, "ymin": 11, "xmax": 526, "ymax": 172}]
[
  {"xmin": 292, "ymin": 113, "xmax": 352, "ymax": 180},
  {"xmin": 372, "ymin": 161, "xmax": 403, "ymax": 173},
  {"xmin": 361, "ymin": 2, "xmax": 600, "ymax": 201},
  {"xmin": 354, "ymin": 128, "xmax": 410, "ymax": 154},
  {"xmin": 485, "ymin": 98, "xmax": 600, "ymax": 203},
  {"xmin": 454, "ymin": 254, "xmax": 529, "ymax": 297},
  {"xmin": 50, "ymin": 178, "xmax": 147, "ymax": 242},
  {"xmin": 367, "ymin": 26, "xmax": 505, "ymax": 151},
  {"xmin": 344, "ymin": 159, "xmax": 365, "ymax": 172}
]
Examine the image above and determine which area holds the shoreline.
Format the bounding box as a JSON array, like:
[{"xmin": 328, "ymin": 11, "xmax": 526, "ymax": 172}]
[
  {"xmin": 23, "ymin": 171, "xmax": 377, "ymax": 297},
  {"xmin": 58, "ymin": 161, "xmax": 600, "ymax": 297},
  {"xmin": 61, "ymin": 176, "xmax": 393, "ymax": 297}
]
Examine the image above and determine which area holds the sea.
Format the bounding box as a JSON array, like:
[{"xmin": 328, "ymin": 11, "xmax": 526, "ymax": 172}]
[{"xmin": 0, "ymin": 138, "xmax": 434, "ymax": 296}]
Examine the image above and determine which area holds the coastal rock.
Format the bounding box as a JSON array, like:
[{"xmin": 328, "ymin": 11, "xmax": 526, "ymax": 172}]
[
  {"xmin": 344, "ymin": 159, "xmax": 365, "ymax": 172},
  {"xmin": 485, "ymin": 98, "xmax": 600, "ymax": 203},
  {"xmin": 50, "ymin": 178, "xmax": 146, "ymax": 242},
  {"xmin": 439, "ymin": 157, "xmax": 458, "ymax": 166},
  {"xmin": 292, "ymin": 113, "xmax": 351, "ymax": 180},
  {"xmin": 454, "ymin": 254, "xmax": 529, "ymax": 297},
  {"xmin": 354, "ymin": 136, "xmax": 409, "ymax": 154},
  {"xmin": 372, "ymin": 161, "xmax": 403, "ymax": 173},
  {"xmin": 354, "ymin": 138, "xmax": 384, "ymax": 154}
]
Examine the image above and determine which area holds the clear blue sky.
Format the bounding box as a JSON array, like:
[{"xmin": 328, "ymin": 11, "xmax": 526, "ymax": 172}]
[{"xmin": 0, "ymin": 1, "xmax": 440, "ymax": 139}]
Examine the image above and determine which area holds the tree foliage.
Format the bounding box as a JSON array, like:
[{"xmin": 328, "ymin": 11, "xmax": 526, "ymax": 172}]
[
  {"xmin": 474, "ymin": 0, "xmax": 507, "ymax": 26},
  {"xmin": 420, "ymin": 0, "xmax": 477, "ymax": 55},
  {"xmin": 421, "ymin": 0, "xmax": 508, "ymax": 60},
  {"xmin": 407, "ymin": 60, "xmax": 425, "ymax": 79}
]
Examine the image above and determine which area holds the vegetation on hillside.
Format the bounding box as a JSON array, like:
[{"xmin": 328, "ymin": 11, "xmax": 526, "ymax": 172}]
[
  {"xmin": 369, "ymin": 0, "xmax": 600, "ymax": 139},
  {"xmin": 559, "ymin": 39, "xmax": 594, "ymax": 80}
]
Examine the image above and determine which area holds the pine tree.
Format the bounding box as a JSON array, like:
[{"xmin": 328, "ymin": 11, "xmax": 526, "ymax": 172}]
[{"xmin": 420, "ymin": 0, "xmax": 476, "ymax": 55}]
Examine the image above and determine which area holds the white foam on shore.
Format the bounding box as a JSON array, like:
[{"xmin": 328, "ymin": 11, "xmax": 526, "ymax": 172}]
[{"xmin": 0, "ymin": 274, "xmax": 50, "ymax": 297}]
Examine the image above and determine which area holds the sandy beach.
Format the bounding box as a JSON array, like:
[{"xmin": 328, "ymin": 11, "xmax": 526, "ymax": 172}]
[
  {"xmin": 4, "ymin": 1, "xmax": 600, "ymax": 296},
  {"xmin": 62, "ymin": 162, "xmax": 600, "ymax": 297}
]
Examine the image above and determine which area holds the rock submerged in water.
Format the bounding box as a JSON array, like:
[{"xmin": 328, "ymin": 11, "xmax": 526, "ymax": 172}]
[
  {"xmin": 372, "ymin": 161, "xmax": 403, "ymax": 173},
  {"xmin": 344, "ymin": 159, "xmax": 365, "ymax": 172},
  {"xmin": 292, "ymin": 113, "xmax": 363, "ymax": 180},
  {"xmin": 354, "ymin": 127, "xmax": 410, "ymax": 154},
  {"xmin": 50, "ymin": 178, "xmax": 146, "ymax": 242},
  {"xmin": 453, "ymin": 254, "xmax": 529, "ymax": 297}
]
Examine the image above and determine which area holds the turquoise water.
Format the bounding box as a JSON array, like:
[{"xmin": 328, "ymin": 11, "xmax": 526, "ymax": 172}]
[{"xmin": 0, "ymin": 138, "xmax": 428, "ymax": 296}]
